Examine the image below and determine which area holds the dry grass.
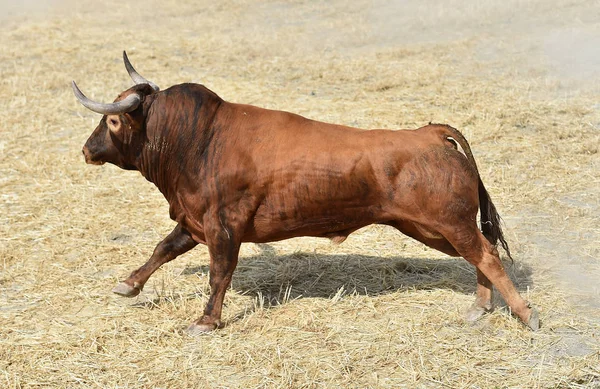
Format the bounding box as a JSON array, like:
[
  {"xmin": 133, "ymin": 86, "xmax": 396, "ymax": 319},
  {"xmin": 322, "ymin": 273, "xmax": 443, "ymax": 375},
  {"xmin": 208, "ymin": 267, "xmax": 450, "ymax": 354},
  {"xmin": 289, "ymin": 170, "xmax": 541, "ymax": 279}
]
[{"xmin": 1, "ymin": 0, "xmax": 599, "ymax": 388}]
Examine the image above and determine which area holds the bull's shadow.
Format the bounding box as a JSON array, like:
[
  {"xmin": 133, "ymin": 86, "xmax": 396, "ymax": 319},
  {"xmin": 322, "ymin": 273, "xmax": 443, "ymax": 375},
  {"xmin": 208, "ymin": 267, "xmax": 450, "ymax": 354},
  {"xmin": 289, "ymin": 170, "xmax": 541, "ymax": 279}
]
[{"xmin": 180, "ymin": 244, "xmax": 534, "ymax": 309}]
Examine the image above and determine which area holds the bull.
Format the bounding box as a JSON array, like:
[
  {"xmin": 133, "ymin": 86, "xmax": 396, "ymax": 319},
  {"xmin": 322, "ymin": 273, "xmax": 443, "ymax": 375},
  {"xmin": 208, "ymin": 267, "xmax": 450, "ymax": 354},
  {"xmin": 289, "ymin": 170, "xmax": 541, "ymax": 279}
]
[{"xmin": 72, "ymin": 52, "xmax": 539, "ymax": 333}]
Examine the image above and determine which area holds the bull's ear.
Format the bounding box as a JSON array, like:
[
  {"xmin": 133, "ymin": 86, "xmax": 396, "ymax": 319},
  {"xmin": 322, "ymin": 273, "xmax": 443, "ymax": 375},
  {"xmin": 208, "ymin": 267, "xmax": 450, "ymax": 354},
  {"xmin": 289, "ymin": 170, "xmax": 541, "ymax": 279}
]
[
  {"xmin": 106, "ymin": 114, "xmax": 124, "ymax": 134},
  {"xmin": 107, "ymin": 113, "xmax": 141, "ymax": 134}
]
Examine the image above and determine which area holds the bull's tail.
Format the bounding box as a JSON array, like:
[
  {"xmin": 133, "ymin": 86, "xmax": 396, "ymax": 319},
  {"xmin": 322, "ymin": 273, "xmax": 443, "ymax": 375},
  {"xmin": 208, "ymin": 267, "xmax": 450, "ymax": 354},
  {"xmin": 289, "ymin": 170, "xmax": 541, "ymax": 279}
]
[
  {"xmin": 443, "ymin": 125, "xmax": 513, "ymax": 260},
  {"xmin": 477, "ymin": 179, "xmax": 513, "ymax": 260}
]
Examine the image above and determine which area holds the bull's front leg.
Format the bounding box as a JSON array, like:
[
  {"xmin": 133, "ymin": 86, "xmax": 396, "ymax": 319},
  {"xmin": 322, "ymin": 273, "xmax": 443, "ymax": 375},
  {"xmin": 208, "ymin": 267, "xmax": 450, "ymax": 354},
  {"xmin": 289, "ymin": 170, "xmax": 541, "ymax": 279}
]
[
  {"xmin": 113, "ymin": 224, "xmax": 198, "ymax": 297},
  {"xmin": 187, "ymin": 217, "xmax": 241, "ymax": 334}
]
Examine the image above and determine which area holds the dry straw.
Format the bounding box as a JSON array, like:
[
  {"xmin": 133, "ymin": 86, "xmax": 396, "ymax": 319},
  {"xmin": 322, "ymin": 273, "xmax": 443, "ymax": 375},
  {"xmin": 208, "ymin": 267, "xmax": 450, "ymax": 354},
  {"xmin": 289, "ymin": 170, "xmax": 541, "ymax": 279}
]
[{"xmin": 1, "ymin": 0, "xmax": 599, "ymax": 388}]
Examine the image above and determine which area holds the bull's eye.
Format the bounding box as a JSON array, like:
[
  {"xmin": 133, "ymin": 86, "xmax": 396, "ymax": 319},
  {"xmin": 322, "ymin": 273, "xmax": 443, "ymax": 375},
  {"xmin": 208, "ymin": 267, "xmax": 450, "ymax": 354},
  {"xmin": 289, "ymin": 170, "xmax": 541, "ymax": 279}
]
[{"xmin": 109, "ymin": 118, "xmax": 119, "ymax": 127}]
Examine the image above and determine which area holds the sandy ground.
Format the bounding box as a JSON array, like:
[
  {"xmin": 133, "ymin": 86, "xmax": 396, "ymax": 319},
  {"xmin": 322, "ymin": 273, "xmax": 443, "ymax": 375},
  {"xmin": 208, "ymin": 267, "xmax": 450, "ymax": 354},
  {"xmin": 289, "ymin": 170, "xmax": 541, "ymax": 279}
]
[{"xmin": 1, "ymin": 0, "xmax": 599, "ymax": 388}]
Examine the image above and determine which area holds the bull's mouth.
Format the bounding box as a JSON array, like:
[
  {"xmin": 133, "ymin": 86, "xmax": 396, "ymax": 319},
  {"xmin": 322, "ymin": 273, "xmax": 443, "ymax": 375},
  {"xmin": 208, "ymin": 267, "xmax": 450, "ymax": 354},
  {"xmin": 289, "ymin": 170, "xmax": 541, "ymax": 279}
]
[{"xmin": 84, "ymin": 157, "xmax": 105, "ymax": 166}]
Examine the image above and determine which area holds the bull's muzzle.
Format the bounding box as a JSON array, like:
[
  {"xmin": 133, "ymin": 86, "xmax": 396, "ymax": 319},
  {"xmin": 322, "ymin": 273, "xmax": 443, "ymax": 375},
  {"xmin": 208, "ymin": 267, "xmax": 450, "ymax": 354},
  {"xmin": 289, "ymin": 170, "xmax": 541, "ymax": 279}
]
[{"xmin": 82, "ymin": 146, "xmax": 104, "ymax": 165}]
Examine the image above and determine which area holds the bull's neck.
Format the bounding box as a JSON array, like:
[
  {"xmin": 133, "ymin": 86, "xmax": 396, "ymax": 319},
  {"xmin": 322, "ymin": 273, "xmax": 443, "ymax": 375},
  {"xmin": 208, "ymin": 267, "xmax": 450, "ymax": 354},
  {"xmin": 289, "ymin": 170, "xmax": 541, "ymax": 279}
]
[
  {"xmin": 136, "ymin": 135, "xmax": 179, "ymax": 200},
  {"xmin": 134, "ymin": 90, "xmax": 223, "ymax": 201}
]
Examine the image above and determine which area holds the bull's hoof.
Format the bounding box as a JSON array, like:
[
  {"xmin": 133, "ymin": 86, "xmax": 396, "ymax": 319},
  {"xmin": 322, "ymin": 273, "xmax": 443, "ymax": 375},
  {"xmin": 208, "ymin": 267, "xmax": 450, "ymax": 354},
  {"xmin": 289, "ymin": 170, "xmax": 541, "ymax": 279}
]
[
  {"xmin": 112, "ymin": 282, "xmax": 141, "ymax": 297},
  {"xmin": 527, "ymin": 307, "xmax": 540, "ymax": 331},
  {"xmin": 465, "ymin": 305, "xmax": 486, "ymax": 323},
  {"xmin": 465, "ymin": 302, "xmax": 492, "ymax": 323},
  {"xmin": 186, "ymin": 322, "xmax": 218, "ymax": 335}
]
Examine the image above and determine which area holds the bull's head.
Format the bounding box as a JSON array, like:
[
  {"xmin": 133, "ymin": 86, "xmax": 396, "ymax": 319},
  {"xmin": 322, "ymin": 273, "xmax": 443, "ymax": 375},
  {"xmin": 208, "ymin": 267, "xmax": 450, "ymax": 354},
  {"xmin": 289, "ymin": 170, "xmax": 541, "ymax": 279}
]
[{"xmin": 73, "ymin": 52, "xmax": 159, "ymax": 170}]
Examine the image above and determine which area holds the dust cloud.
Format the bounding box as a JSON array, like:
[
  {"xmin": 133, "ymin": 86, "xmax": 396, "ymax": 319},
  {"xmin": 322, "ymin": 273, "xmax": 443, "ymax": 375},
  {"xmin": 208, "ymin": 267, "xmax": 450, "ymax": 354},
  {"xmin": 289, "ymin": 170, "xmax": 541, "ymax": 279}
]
[
  {"xmin": 369, "ymin": 0, "xmax": 600, "ymax": 94},
  {"xmin": 242, "ymin": 0, "xmax": 599, "ymax": 95}
]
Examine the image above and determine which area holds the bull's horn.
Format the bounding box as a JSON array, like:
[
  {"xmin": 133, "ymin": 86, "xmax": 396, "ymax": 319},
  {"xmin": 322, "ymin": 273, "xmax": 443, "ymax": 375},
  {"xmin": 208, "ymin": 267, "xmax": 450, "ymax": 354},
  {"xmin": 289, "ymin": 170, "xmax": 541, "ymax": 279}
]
[
  {"xmin": 71, "ymin": 81, "xmax": 141, "ymax": 115},
  {"xmin": 123, "ymin": 51, "xmax": 160, "ymax": 91}
]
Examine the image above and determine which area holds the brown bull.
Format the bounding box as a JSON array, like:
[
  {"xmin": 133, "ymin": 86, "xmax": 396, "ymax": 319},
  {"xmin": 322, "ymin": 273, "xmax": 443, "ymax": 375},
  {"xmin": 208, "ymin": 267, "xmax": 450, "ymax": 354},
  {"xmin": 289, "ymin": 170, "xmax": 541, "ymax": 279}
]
[{"xmin": 72, "ymin": 52, "xmax": 539, "ymax": 333}]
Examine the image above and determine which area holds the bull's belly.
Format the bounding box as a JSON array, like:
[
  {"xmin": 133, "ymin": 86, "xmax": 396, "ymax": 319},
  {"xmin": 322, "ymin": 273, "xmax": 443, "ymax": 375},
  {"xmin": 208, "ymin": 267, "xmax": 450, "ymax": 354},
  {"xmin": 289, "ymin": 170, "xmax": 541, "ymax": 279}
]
[{"xmin": 243, "ymin": 204, "xmax": 385, "ymax": 243}]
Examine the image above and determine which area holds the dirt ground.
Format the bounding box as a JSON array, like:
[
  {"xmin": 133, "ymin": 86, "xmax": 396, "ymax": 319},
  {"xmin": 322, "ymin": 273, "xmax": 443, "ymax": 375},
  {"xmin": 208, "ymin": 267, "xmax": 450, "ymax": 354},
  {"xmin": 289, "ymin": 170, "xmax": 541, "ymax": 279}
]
[{"xmin": 1, "ymin": 0, "xmax": 599, "ymax": 388}]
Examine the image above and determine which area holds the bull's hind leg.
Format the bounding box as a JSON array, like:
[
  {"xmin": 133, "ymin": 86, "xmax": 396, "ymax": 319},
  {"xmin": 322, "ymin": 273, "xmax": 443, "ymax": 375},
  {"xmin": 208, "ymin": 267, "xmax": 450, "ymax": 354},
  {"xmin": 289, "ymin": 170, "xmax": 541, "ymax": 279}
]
[
  {"xmin": 445, "ymin": 227, "xmax": 539, "ymax": 330},
  {"xmin": 113, "ymin": 224, "xmax": 198, "ymax": 297},
  {"xmin": 386, "ymin": 220, "xmax": 460, "ymax": 257},
  {"xmin": 465, "ymin": 269, "xmax": 493, "ymax": 322}
]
